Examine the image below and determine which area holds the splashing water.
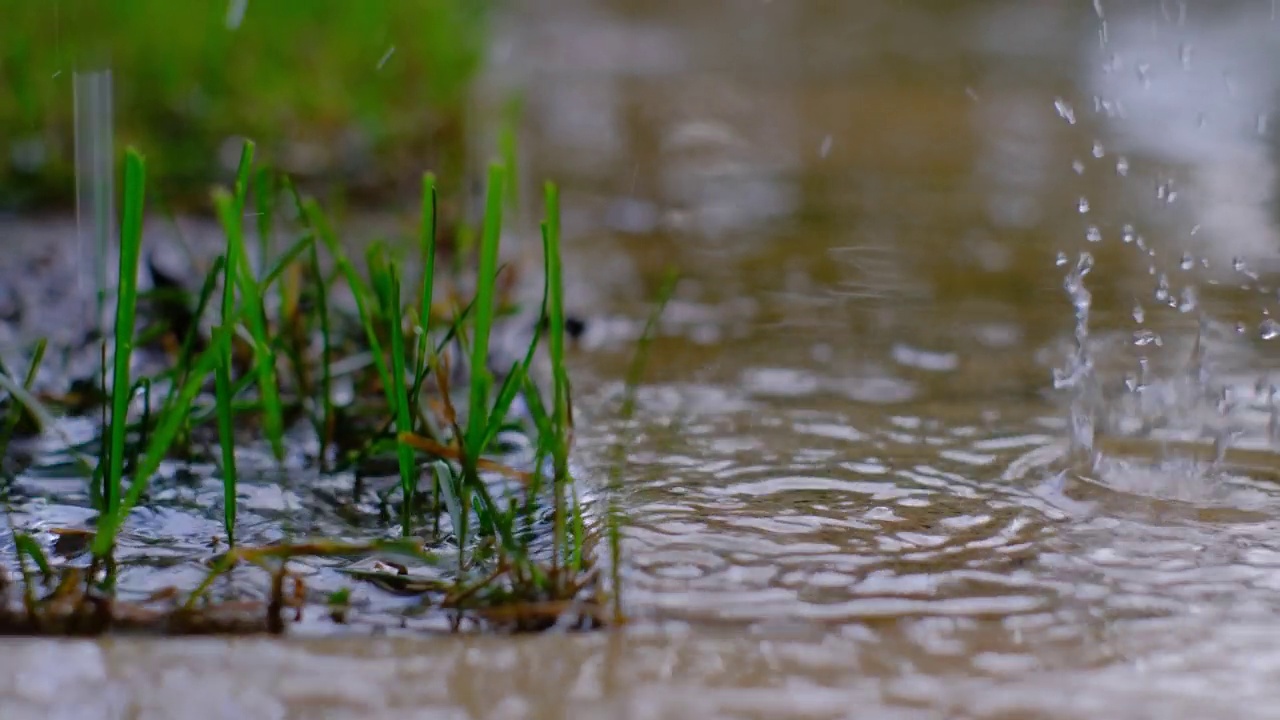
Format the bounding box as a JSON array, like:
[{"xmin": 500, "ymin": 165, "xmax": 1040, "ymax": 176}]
[{"xmin": 1053, "ymin": 251, "xmax": 1099, "ymax": 466}]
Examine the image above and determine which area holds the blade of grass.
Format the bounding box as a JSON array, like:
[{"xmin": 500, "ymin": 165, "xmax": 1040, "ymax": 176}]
[
  {"xmin": 92, "ymin": 340, "xmax": 222, "ymax": 557},
  {"xmin": 213, "ymin": 323, "xmax": 239, "ymax": 546},
  {"xmin": 104, "ymin": 148, "xmax": 146, "ymax": 517},
  {"xmin": 215, "ymin": 186, "xmax": 285, "ymax": 462},
  {"xmin": 370, "ymin": 245, "xmax": 417, "ymax": 536},
  {"xmin": 302, "ymin": 199, "xmax": 393, "ymax": 395},
  {"xmin": 0, "ymin": 339, "xmax": 47, "ymax": 461},
  {"xmin": 416, "ymin": 172, "xmax": 438, "ymax": 377}
]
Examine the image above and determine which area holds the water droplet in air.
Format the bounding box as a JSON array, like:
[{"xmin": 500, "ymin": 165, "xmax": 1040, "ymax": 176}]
[
  {"xmin": 1180, "ymin": 252, "xmax": 1195, "ymax": 270},
  {"xmin": 1234, "ymin": 257, "xmax": 1248, "ymax": 272},
  {"xmin": 1155, "ymin": 274, "xmax": 1171, "ymax": 302},
  {"xmin": 1055, "ymin": 98, "xmax": 1077, "ymax": 124},
  {"xmin": 1133, "ymin": 302, "xmax": 1145, "ymax": 323},
  {"xmin": 1179, "ymin": 286, "xmax": 1198, "ymax": 313},
  {"xmin": 1092, "ymin": 141, "xmax": 1105, "ymax": 158},
  {"xmin": 1122, "ymin": 224, "xmax": 1136, "ymax": 243},
  {"xmin": 1072, "ymin": 159, "xmax": 1085, "ymax": 175},
  {"xmin": 1056, "ymin": 252, "xmax": 1069, "ymax": 267},
  {"xmin": 1262, "ymin": 319, "xmax": 1280, "ymax": 340},
  {"xmin": 1116, "ymin": 156, "xmax": 1130, "ymax": 175},
  {"xmin": 1086, "ymin": 226, "xmax": 1102, "ymax": 243},
  {"xmin": 1078, "ymin": 197, "xmax": 1090, "ymax": 214}
]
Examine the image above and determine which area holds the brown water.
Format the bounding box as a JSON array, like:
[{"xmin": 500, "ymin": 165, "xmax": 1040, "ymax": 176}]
[{"xmin": 12, "ymin": 1, "xmax": 1280, "ymax": 717}]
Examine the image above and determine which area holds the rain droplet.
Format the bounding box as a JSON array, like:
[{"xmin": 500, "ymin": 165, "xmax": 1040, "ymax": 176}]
[
  {"xmin": 1133, "ymin": 302, "xmax": 1145, "ymax": 323},
  {"xmin": 1086, "ymin": 225, "xmax": 1102, "ymax": 243},
  {"xmin": 1056, "ymin": 251, "xmax": 1069, "ymax": 267},
  {"xmin": 1179, "ymin": 286, "xmax": 1198, "ymax": 313},
  {"xmin": 1078, "ymin": 197, "xmax": 1090, "ymax": 214},
  {"xmin": 1262, "ymin": 319, "xmax": 1280, "ymax": 340},
  {"xmin": 1072, "ymin": 159, "xmax": 1086, "ymax": 174},
  {"xmin": 377, "ymin": 45, "xmax": 397, "ymax": 70},
  {"xmin": 1122, "ymin": 224, "xmax": 1136, "ymax": 243},
  {"xmin": 819, "ymin": 135, "xmax": 833, "ymax": 158},
  {"xmin": 1055, "ymin": 98, "xmax": 1077, "ymax": 124},
  {"xmin": 1116, "ymin": 156, "xmax": 1129, "ymax": 176},
  {"xmin": 1180, "ymin": 252, "xmax": 1195, "ymax": 270},
  {"xmin": 1092, "ymin": 141, "xmax": 1105, "ymax": 158},
  {"xmin": 1155, "ymin": 274, "xmax": 1171, "ymax": 302}
]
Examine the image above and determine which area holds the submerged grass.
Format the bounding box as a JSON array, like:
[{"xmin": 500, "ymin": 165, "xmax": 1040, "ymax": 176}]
[{"xmin": 3, "ymin": 139, "xmax": 622, "ymax": 634}]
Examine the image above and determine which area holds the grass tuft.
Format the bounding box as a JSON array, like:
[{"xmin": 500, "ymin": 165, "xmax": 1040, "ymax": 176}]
[{"xmin": 10, "ymin": 144, "xmax": 622, "ymax": 634}]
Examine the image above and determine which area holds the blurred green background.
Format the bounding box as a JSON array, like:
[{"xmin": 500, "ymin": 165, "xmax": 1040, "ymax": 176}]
[{"xmin": 0, "ymin": 0, "xmax": 491, "ymax": 212}]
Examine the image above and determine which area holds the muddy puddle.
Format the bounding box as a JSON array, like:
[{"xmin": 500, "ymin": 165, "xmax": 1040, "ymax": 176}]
[{"xmin": 10, "ymin": 0, "xmax": 1280, "ymax": 717}]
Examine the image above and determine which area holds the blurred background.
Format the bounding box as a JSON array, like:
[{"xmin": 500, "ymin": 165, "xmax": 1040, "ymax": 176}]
[{"xmin": 5, "ymin": 0, "xmax": 1280, "ymax": 381}]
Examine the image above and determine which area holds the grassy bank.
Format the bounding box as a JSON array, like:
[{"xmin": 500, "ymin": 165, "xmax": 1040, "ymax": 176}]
[{"xmin": 2, "ymin": 1, "xmax": 490, "ymax": 211}]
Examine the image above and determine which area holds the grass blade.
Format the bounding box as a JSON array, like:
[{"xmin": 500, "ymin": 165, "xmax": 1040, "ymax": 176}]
[
  {"xmin": 93, "ymin": 341, "xmax": 222, "ymax": 557},
  {"xmin": 104, "ymin": 148, "xmax": 146, "ymax": 516},
  {"xmin": 213, "ymin": 323, "xmax": 239, "ymax": 545}
]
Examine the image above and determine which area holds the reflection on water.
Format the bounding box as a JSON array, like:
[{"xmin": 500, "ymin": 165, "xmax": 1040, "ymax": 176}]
[{"xmin": 14, "ymin": 0, "xmax": 1280, "ymax": 717}]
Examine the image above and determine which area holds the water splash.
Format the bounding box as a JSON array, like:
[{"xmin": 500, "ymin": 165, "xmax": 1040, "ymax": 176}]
[{"xmin": 1053, "ymin": 251, "xmax": 1099, "ymax": 466}]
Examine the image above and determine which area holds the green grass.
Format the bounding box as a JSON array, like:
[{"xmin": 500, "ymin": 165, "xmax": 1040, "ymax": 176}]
[
  {"xmin": 2, "ymin": 1, "xmax": 490, "ymax": 211},
  {"xmin": 0, "ymin": 107, "xmax": 636, "ymax": 630},
  {"xmin": 102, "ymin": 148, "xmax": 145, "ymax": 516}
]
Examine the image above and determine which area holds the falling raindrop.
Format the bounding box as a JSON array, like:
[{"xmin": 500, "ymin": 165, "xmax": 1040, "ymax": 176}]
[
  {"xmin": 226, "ymin": 0, "xmax": 248, "ymax": 30},
  {"xmin": 1116, "ymin": 156, "xmax": 1130, "ymax": 175},
  {"xmin": 1132, "ymin": 302, "xmax": 1145, "ymax": 323},
  {"xmin": 1078, "ymin": 197, "xmax": 1090, "ymax": 214},
  {"xmin": 1179, "ymin": 286, "xmax": 1198, "ymax": 313},
  {"xmin": 1180, "ymin": 252, "xmax": 1195, "ymax": 270},
  {"xmin": 377, "ymin": 46, "xmax": 396, "ymax": 70},
  {"xmin": 1154, "ymin": 273, "xmax": 1171, "ymax": 302},
  {"xmin": 1055, "ymin": 98, "xmax": 1077, "ymax": 124},
  {"xmin": 1086, "ymin": 225, "xmax": 1102, "ymax": 243},
  {"xmin": 1056, "ymin": 251, "xmax": 1069, "ymax": 267},
  {"xmin": 1122, "ymin": 224, "xmax": 1136, "ymax": 243},
  {"xmin": 1262, "ymin": 319, "xmax": 1280, "ymax": 340},
  {"xmin": 1179, "ymin": 43, "xmax": 1192, "ymax": 70},
  {"xmin": 1072, "ymin": 159, "xmax": 1085, "ymax": 174},
  {"xmin": 1092, "ymin": 141, "xmax": 1105, "ymax": 158},
  {"xmin": 819, "ymin": 135, "xmax": 833, "ymax": 158}
]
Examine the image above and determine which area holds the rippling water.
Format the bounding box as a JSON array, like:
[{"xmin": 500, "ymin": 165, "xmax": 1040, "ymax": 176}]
[{"xmin": 12, "ymin": 0, "xmax": 1280, "ymax": 718}]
